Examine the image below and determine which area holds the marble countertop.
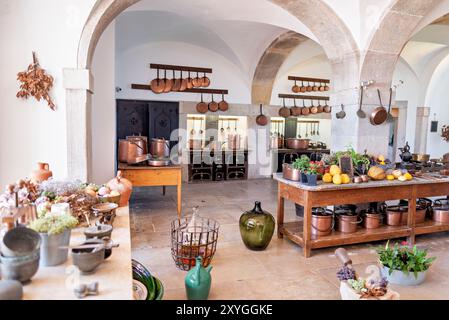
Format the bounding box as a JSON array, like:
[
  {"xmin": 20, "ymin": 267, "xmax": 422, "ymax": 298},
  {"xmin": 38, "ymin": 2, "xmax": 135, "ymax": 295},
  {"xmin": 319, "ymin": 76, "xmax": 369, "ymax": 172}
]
[
  {"xmin": 23, "ymin": 207, "xmax": 133, "ymax": 300},
  {"xmin": 273, "ymin": 173, "xmax": 449, "ymax": 192}
]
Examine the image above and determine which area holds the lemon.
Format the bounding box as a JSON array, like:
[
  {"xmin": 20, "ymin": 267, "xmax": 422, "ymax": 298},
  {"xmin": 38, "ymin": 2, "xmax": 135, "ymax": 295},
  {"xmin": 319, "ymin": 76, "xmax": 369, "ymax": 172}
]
[
  {"xmin": 333, "ymin": 174, "xmax": 342, "ymax": 185},
  {"xmin": 323, "ymin": 173, "xmax": 333, "ymax": 183},
  {"xmin": 330, "ymin": 165, "xmax": 341, "ymax": 176},
  {"xmin": 398, "ymin": 175, "xmax": 407, "ymax": 182},
  {"xmin": 341, "ymin": 174, "xmax": 351, "ymax": 184},
  {"xmin": 404, "ymin": 173, "xmax": 413, "ymax": 181},
  {"xmin": 387, "ymin": 175, "xmax": 395, "ymax": 181}
]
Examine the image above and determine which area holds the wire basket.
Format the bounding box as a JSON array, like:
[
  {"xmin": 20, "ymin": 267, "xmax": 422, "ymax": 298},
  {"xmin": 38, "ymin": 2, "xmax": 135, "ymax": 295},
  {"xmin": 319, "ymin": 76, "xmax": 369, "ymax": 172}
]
[{"xmin": 170, "ymin": 212, "xmax": 219, "ymax": 271}]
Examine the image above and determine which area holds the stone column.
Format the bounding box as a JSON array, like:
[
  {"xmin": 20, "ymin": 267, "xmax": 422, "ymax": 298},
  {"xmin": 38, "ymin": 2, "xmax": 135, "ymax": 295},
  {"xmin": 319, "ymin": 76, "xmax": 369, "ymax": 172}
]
[
  {"xmin": 414, "ymin": 107, "xmax": 430, "ymax": 154},
  {"xmin": 63, "ymin": 68, "xmax": 94, "ymax": 182}
]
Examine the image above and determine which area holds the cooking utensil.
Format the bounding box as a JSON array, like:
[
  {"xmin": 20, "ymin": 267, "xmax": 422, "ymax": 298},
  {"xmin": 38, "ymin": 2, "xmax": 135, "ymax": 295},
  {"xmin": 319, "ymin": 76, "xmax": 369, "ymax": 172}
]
[
  {"xmin": 323, "ymin": 100, "xmax": 332, "ymax": 113},
  {"xmin": 172, "ymin": 70, "xmax": 181, "ymax": 92},
  {"xmin": 208, "ymin": 94, "xmax": 218, "ymax": 112},
  {"xmin": 312, "ymin": 208, "xmax": 334, "ymax": 237},
  {"xmin": 163, "ymin": 69, "xmax": 173, "ymax": 93},
  {"xmin": 286, "ymin": 138, "xmax": 310, "ymax": 150},
  {"xmin": 300, "ymin": 81, "xmax": 307, "ymax": 93},
  {"xmin": 313, "ymin": 82, "xmax": 319, "ymax": 91},
  {"xmin": 149, "ymin": 138, "xmax": 170, "ymax": 158},
  {"xmin": 319, "ymin": 82, "xmax": 325, "ymax": 92},
  {"xmin": 201, "ymin": 72, "xmax": 210, "ymax": 87},
  {"xmin": 279, "ymin": 98, "xmax": 291, "ymax": 118},
  {"xmin": 335, "ymin": 212, "xmax": 362, "ymax": 234},
  {"xmin": 220, "ymin": 120, "xmax": 225, "ymax": 135},
  {"xmin": 370, "ymin": 89, "xmax": 388, "ymax": 126},
  {"xmin": 118, "ymin": 139, "xmax": 129, "ymax": 163},
  {"xmin": 305, "ymin": 123, "xmax": 308, "ymax": 137},
  {"xmin": 301, "ymin": 99, "xmax": 310, "ymax": 116},
  {"xmin": 336, "ymin": 104, "xmax": 346, "ymax": 119},
  {"xmin": 150, "ymin": 69, "xmax": 165, "ymax": 94},
  {"xmin": 386, "ymin": 87, "xmax": 394, "ymax": 123},
  {"xmin": 186, "ymin": 71, "xmax": 194, "ymax": 89},
  {"xmin": 310, "ymin": 100, "xmax": 318, "ymax": 114},
  {"xmin": 292, "ymin": 80, "xmax": 300, "ymax": 93},
  {"xmin": 218, "ymin": 94, "xmax": 229, "ymax": 112},
  {"xmin": 192, "ymin": 72, "xmax": 202, "ymax": 87},
  {"xmin": 412, "ymin": 154, "xmax": 430, "ymax": 162},
  {"xmin": 227, "ymin": 120, "xmax": 231, "ymax": 132},
  {"xmin": 433, "ymin": 200, "xmax": 449, "ymax": 223},
  {"xmin": 324, "ymin": 83, "xmax": 330, "ymax": 91},
  {"xmin": 282, "ymin": 163, "xmax": 301, "ymax": 181},
  {"xmin": 256, "ymin": 104, "xmax": 268, "ymax": 126},
  {"xmin": 297, "ymin": 122, "xmax": 302, "ymax": 138},
  {"xmin": 190, "ymin": 118, "xmax": 196, "ymax": 136},
  {"xmin": 291, "ymin": 98, "xmax": 301, "ymax": 117},
  {"xmin": 196, "ymin": 94, "xmax": 208, "ymax": 114},
  {"xmin": 199, "ymin": 118, "xmax": 204, "ymax": 135},
  {"xmin": 148, "ymin": 157, "xmax": 171, "ymax": 167},
  {"xmin": 126, "ymin": 135, "xmax": 148, "ymax": 164},
  {"xmin": 357, "ymin": 85, "xmax": 366, "ymax": 119},
  {"xmin": 316, "ymin": 100, "xmax": 324, "ymax": 113},
  {"xmin": 179, "ymin": 71, "xmax": 188, "ymax": 92},
  {"xmin": 316, "ymin": 122, "xmax": 320, "ymax": 136},
  {"xmin": 306, "ymin": 81, "xmax": 313, "ymax": 92}
]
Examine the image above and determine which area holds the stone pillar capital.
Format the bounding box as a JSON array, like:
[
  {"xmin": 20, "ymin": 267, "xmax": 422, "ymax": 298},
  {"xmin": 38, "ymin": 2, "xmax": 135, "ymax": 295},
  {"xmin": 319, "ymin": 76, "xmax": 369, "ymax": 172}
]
[{"xmin": 63, "ymin": 68, "xmax": 94, "ymax": 93}]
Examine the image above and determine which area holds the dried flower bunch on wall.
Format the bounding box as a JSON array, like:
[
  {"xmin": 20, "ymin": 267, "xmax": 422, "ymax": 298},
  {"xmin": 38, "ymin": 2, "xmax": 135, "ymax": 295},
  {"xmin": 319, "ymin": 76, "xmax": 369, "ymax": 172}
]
[
  {"xmin": 442, "ymin": 125, "xmax": 449, "ymax": 142},
  {"xmin": 17, "ymin": 51, "xmax": 55, "ymax": 110}
]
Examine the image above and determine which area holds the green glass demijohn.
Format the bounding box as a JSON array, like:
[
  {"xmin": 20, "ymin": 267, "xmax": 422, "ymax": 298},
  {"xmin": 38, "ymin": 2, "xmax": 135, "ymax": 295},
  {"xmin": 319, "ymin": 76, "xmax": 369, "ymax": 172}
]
[
  {"xmin": 239, "ymin": 201, "xmax": 275, "ymax": 251},
  {"xmin": 184, "ymin": 256, "xmax": 212, "ymax": 300}
]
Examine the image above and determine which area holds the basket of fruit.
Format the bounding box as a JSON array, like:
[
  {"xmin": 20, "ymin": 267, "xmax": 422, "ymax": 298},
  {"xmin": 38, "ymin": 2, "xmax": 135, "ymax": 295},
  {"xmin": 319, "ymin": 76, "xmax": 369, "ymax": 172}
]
[{"xmin": 85, "ymin": 184, "xmax": 121, "ymax": 205}]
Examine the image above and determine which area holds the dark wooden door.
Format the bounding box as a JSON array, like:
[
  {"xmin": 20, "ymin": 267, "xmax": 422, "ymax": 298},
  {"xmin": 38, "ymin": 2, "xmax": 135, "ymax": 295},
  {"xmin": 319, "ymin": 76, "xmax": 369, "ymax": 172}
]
[
  {"xmin": 116, "ymin": 99, "xmax": 149, "ymax": 139},
  {"xmin": 148, "ymin": 101, "xmax": 179, "ymax": 148}
]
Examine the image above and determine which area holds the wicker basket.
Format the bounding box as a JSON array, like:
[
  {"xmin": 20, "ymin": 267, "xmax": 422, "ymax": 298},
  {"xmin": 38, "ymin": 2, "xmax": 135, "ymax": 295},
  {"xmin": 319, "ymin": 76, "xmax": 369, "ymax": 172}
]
[{"xmin": 170, "ymin": 214, "xmax": 219, "ymax": 271}]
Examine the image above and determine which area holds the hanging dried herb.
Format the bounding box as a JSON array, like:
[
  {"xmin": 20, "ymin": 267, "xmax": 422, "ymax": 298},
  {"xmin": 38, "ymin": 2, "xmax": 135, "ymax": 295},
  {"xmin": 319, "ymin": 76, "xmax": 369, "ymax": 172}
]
[{"xmin": 16, "ymin": 51, "xmax": 55, "ymax": 110}]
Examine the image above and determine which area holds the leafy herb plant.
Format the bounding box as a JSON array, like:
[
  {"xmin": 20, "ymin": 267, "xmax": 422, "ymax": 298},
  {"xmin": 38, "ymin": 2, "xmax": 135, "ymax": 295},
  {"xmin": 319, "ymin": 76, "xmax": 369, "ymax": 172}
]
[
  {"xmin": 292, "ymin": 155, "xmax": 310, "ymax": 172},
  {"xmin": 29, "ymin": 214, "xmax": 78, "ymax": 235}
]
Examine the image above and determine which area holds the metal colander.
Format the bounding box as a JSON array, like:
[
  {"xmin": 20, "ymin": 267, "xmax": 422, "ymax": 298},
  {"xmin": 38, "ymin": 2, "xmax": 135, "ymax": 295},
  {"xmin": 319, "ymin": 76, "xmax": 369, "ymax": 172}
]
[{"xmin": 170, "ymin": 213, "xmax": 219, "ymax": 271}]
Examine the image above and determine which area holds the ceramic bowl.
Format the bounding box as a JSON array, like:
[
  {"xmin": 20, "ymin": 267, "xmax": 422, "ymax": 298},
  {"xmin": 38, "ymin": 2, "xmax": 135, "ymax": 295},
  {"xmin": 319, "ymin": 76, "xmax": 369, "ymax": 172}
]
[
  {"xmin": 98, "ymin": 195, "xmax": 121, "ymax": 205},
  {"xmin": 91, "ymin": 202, "xmax": 119, "ymax": 213},
  {"xmin": 1, "ymin": 227, "xmax": 41, "ymax": 257},
  {"xmin": 84, "ymin": 224, "xmax": 113, "ymax": 239},
  {"xmin": 71, "ymin": 246, "xmax": 105, "ymax": 274},
  {"xmin": 83, "ymin": 238, "xmax": 116, "ymax": 260},
  {"xmin": 0, "ymin": 251, "xmax": 40, "ymax": 283}
]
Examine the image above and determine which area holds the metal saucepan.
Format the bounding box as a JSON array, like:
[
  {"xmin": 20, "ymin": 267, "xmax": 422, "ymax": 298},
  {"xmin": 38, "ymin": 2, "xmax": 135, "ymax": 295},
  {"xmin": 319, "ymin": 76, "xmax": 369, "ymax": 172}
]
[
  {"xmin": 149, "ymin": 138, "xmax": 170, "ymax": 158},
  {"xmin": 196, "ymin": 93, "xmax": 208, "ymax": 114},
  {"xmin": 256, "ymin": 104, "xmax": 268, "ymax": 126},
  {"xmin": 336, "ymin": 104, "xmax": 346, "ymax": 119},
  {"xmin": 286, "ymin": 138, "xmax": 310, "ymax": 150},
  {"xmin": 316, "ymin": 100, "xmax": 324, "ymax": 114},
  {"xmin": 310, "ymin": 100, "xmax": 318, "ymax": 114},
  {"xmin": 150, "ymin": 69, "xmax": 165, "ymax": 94},
  {"xmin": 306, "ymin": 81, "xmax": 313, "ymax": 92},
  {"xmin": 279, "ymin": 98, "xmax": 291, "ymax": 118},
  {"xmin": 208, "ymin": 94, "xmax": 219, "ymax": 112},
  {"xmin": 148, "ymin": 157, "xmax": 171, "ymax": 167},
  {"xmin": 192, "ymin": 72, "xmax": 202, "ymax": 88},
  {"xmin": 162, "ymin": 69, "xmax": 173, "ymax": 93},
  {"xmin": 201, "ymin": 72, "xmax": 210, "ymax": 87},
  {"xmin": 291, "ymin": 99, "xmax": 301, "ymax": 117},
  {"xmin": 186, "ymin": 71, "xmax": 194, "ymax": 89},
  {"xmin": 301, "ymin": 99, "xmax": 310, "ymax": 116},
  {"xmin": 218, "ymin": 93, "xmax": 229, "ymax": 112},
  {"xmin": 313, "ymin": 82, "xmax": 319, "ymax": 92},
  {"xmin": 126, "ymin": 135, "xmax": 148, "ymax": 164},
  {"xmin": 370, "ymin": 89, "xmax": 388, "ymax": 125},
  {"xmin": 118, "ymin": 139, "xmax": 129, "ymax": 163},
  {"xmin": 433, "ymin": 199, "xmax": 449, "ymax": 223},
  {"xmin": 179, "ymin": 71, "xmax": 188, "ymax": 92},
  {"xmin": 300, "ymin": 81, "xmax": 307, "ymax": 93},
  {"xmin": 292, "ymin": 80, "xmax": 300, "ymax": 93},
  {"xmin": 171, "ymin": 70, "xmax": 181, "ymax": 92},
  {"xmin": 323, "ymin": 100, "xmax": 332, "ymax": 113}
]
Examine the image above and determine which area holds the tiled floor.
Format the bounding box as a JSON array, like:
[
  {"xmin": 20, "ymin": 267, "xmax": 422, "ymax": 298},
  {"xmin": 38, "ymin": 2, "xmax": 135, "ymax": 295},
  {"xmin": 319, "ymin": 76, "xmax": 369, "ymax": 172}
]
[{"xmin": 130, "ymin": 179, "xmax": 449, "ymax": 300}]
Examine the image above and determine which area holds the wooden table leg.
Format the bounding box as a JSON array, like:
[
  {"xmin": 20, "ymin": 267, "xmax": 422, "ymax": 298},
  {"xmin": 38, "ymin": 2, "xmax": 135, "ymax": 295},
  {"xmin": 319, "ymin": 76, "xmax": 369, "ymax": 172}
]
[
  {"xmin": 407, "ymin": 186, "xmax": 417, "ymax": 245},
  {"xmin": 162, "ymin": 186, "xmax": 166, "ymax": 196},
  {"xmin": 303, "ymin": 192, "xmax": 312, "ymax": 258},
  {"xmin": 177, "ymin": 174, "xmax": 182, "ymax": 218},
  {"xmin": 277, "ymin": 184, "xmax": 285, "ymax": 239}
]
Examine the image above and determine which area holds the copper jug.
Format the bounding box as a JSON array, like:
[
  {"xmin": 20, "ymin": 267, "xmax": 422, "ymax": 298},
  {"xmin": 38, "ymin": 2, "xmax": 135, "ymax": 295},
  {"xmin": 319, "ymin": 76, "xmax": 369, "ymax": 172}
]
[{"xmin": 31, "ymin": 162, "xmax": 52, "ymax": 183}]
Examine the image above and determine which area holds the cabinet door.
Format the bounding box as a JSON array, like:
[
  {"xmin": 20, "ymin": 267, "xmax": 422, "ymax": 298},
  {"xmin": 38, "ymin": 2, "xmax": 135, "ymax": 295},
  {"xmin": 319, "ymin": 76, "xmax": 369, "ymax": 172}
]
[
  {"xmin": 148, "ymin": 101, "xmax": 179, "ymax": 147},
  {"xmin": 116, "ymin": 99, "xmax": 149, "ymax": 139}
]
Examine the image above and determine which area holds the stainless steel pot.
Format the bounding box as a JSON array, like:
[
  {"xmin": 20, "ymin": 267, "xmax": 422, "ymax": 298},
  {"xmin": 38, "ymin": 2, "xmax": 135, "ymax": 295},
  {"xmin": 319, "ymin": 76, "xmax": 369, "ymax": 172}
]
[
  {"xmin": 286, "ymin": 138, "xmax": 310, "ymax": 150},
  {"xmin": 150, "ymin": 138, "xmax": 170, "ymax": 158}
]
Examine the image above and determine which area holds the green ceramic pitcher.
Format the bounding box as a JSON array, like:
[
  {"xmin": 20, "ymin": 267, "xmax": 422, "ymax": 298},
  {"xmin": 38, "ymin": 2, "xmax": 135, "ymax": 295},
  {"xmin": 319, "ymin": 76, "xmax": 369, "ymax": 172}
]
[
  {"xmin": 185, "ymin": 256, "xmax": 212, "ymax": 300},
  {"xmin": 239, "ymin": 201, "xmax": 275, "ymax": 251}
]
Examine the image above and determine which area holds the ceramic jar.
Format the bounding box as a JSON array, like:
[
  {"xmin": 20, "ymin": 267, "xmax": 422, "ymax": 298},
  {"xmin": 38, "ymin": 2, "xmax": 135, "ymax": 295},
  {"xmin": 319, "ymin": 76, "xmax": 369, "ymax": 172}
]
[
  {"xmin": 239, "ymin": 201, "xmax": 275, "ymax": 251},
  {"xmin": 185, "ymin": 257, "xmax": 212, "ymax": 300},
  {"xmin": 107, "ymin": 171, "xmax": 133, "ymax": 207},
  {"xmin": 31, "ymin": 163, "xmax": 52, "ymax": 183}
]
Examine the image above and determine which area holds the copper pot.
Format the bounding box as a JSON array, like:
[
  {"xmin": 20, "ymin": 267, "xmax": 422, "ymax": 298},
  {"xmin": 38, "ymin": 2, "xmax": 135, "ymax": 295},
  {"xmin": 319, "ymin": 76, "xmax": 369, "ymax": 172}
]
[
  {"xmin": 363, "ymin": 211, "xmax": 383, "ymax": 229},
  {"xmin": 192, "ymin": 72, "xmax": 202, "ymax": 87},
  {"xmin": 171, "ymin": 70, "xmax": 181, "ymax": 92},
  {"xmin": 186, "ymin": 71, "xmax": 194, "ymax": 89},
  {"xmin": 370, "ymin": 89, "xmax": 388, "ymax": 126},
  {"xmin": 432, "ymin": 200, "xmax": 449, "ymax": 223},
  {"xmin": 208, "ymin": 94, "xmax": 219, "ymax": 112},
  {"xmin": 279, "ymin": 98, "xmax": 291, "ymax": 118},
  {"xmin": 386, "ymin": 205, "xmax": 426, "ymax": 226},
  {"xmin": 201, "ymin": 73, "xmax": 210, "ymax": 87},
  {"xmin": 290, "ymin": 99, "xmax": 302, "ymax": 117},
  {"xmin": 312, "ymin": 208, "xmax": 334, "ymax": 237},
  {"xmin": 412, "ymin": 153, "xmax": 430, "ymax": 162},
  {"xmin": 286, "ymin": 138, "xmax": 310, "ymax": 150},
  {"xmin": 256, "ymin": 104, "xmax": 268, "ymax": 126},
  {"xmin": 336, "ymin": 213, "xmax": 362, "ymax": 234},
  {"xmin": 126, "ymin": 135, "xmax": 148, "ymax": 164},
  {"xmin": 292, "ymin": 80, "xmax": 300, "ymax": 93},
  {"xmin": 282, "ymin": 164, "xmax": 300, "ymax": 181},
  {"xmin": 196, "ymin": 93, "xmax": 208, "ymax": 114},
  {"xmin": 150, "ymin": 69, "xmax": 165, "ymax": 94},
  {"xmin": 162, "ymin": 70, "xmax": 173, "ymax": 93},
  {"xmin": 150, "ymin": 138, "xmax": 170, "ymax": 158},
  {"xmin": 218, "ymin": 94, "xmax": 229, "ymax": 112},
  {"xmin": 118, "ymin": 139, "xmax": 129, "ymax": 163}
]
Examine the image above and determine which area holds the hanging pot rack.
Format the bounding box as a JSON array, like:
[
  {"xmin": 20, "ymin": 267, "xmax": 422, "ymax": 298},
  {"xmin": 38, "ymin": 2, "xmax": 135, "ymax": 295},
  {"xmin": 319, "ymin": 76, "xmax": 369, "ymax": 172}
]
[
  {"xmin": 278, "ymin": 94, "xmax": 329, "ymax": 101},
  {"xmin": 131, "ymin": 84, "xmax": 228, "ymax": 95}
]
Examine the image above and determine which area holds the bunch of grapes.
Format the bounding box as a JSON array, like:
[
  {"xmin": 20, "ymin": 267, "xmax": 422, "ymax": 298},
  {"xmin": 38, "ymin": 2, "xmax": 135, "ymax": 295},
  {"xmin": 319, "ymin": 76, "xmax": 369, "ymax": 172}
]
[{"xmin": 337, "ymin": 266, "xmax": 356, "ymax": 281}]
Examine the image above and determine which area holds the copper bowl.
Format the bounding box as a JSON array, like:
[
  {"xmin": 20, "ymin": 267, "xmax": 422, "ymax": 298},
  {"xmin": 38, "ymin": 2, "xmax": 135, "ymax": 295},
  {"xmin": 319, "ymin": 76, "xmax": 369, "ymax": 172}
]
[{"xmin": 286, "ymin": 138, "xmax": 310, "ymax": 150}]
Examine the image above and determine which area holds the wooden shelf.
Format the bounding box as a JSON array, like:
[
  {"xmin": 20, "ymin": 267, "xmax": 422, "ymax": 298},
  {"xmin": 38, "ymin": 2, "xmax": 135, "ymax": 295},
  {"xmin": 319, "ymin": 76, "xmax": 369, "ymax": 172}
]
[
  {"xmin": 278, "ymin": 94, "xmax": 330, "ymax": 101},
  {"xmin": 280, "ymin": 222, "xmax": 411, "ymax": 249},
  {"xmin": 415, "ymin": 220, "xmax": 449, "ymax": 235},
  {"xmin": 288, "ymin": 76, "xmax": 330, "ymax": 84},
  {"xmin": 131, "ymin": 84, "xmax": 228, "ymax": 95}
]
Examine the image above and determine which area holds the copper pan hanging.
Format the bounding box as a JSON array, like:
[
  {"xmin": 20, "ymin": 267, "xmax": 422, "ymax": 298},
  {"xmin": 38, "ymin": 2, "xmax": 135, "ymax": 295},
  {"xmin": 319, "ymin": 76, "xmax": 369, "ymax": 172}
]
[
  {"xmin": 196, "ymin": 93, "xmax": 208, "ymax": 114},
  {"xmin": 310, "ymin": 100, "xmax": 319, "ymax": 114},
  {"xmin": 316, "ymin": 100, "xmax": 324, "ymax": 113},
  {"xmin": 323, "ymin": 100, "xmax": 332, "ymax": 113},
  {"xmin": 306, "ymin": 81, "xmax": 313, "ymax": 92},
  {"xmin": 319, "ymin": 82, "xmax": 326, "ymax": 92},
  {"xmin": 279, "ymin": 98, "xmax": 291, "ymax": 118},
  {"xmin": 218, "ymin": 93, "xmax": 229, "ymax": 112},
  {"xmin": 192, "ymin": 72, "xmax": 202, "ymax": 87},
  {"xmin": 300, "ymin": 81, "xmax": 307, "ymax": 93},
  {"xmin": 313, "ymin": 82, "xmax": 319, "ymax": 92},
  {"xmin": 370, "ymin": 89, "xmax": 388, "ymax": 126},
  {"xmin": 186, "ymin": 71, "xmax": 194, "ymax": 89},
  {"xmin": 291, "ymin": 98, "xmax": 302, "ymax": 116},
  {"xmin": 208, "ymin": 94, "xmax": 219, "ymax": 112},
  {"xmin": 163, "ymin": 69, "xmax": 173, "ymax": 93},
  {"xmin": 179, "ymin": 71, "xmax": 188, "ymax": 92},
  {"xmin": 201, "ymin": 72, "xmax": 210, "ymax": 87},
  {"xmin": 172, "ymin": 70, "xmax": 181, "ymax": 92},
  {"xmin": 150, "ymin": 68, "xmax": 165, "ymax": 94},
  {"xmin": 292, "ymin": 80, "xmax": 300, "ymax": 93},
  {"xmin": 301, "ymin": 99, "xmax": 310, "ymax": 116}
]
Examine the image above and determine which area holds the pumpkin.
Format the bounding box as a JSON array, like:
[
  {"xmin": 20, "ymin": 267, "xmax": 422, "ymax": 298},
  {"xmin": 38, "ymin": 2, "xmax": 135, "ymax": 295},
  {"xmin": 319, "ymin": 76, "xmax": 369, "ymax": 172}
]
[
  {"xmin": 107, "ymin": 171, "xmax": 133, "ymax": 207},
  {"xmin": 368, "ymin": 166, "xmax": 386, "ymax": 181}
]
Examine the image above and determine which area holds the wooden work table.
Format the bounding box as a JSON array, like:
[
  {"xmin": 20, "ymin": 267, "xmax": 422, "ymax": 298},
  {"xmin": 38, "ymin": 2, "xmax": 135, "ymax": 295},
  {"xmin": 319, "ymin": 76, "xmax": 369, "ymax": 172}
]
[
  {"xmin": 273, "ymin": 173, "xmax": 449, "ymax": 258},
  {"xmin": 24, "ymin": 207, "xmax": 133, "ymax": 300},
  {"xmin": 118, "ymin": 163, "xmax": 182, "ymax": 217}
]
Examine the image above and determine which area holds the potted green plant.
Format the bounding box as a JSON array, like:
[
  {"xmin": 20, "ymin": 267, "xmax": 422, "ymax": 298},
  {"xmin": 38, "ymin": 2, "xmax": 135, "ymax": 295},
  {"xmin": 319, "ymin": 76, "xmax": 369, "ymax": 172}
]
[
  {"xmin": 29, "ymin": 214, "xmax": 78, "ymax": 266},
  {"xmin": 377, "ymin": 241, "xmax": 436, "ymax": 286},
  {"xmin": 293, "ymin": 156, "xmax": 310, "ymax": 183},
  {"xmin": 305, "ymin": 163, "xmax": 319, "ymax": 186}
]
